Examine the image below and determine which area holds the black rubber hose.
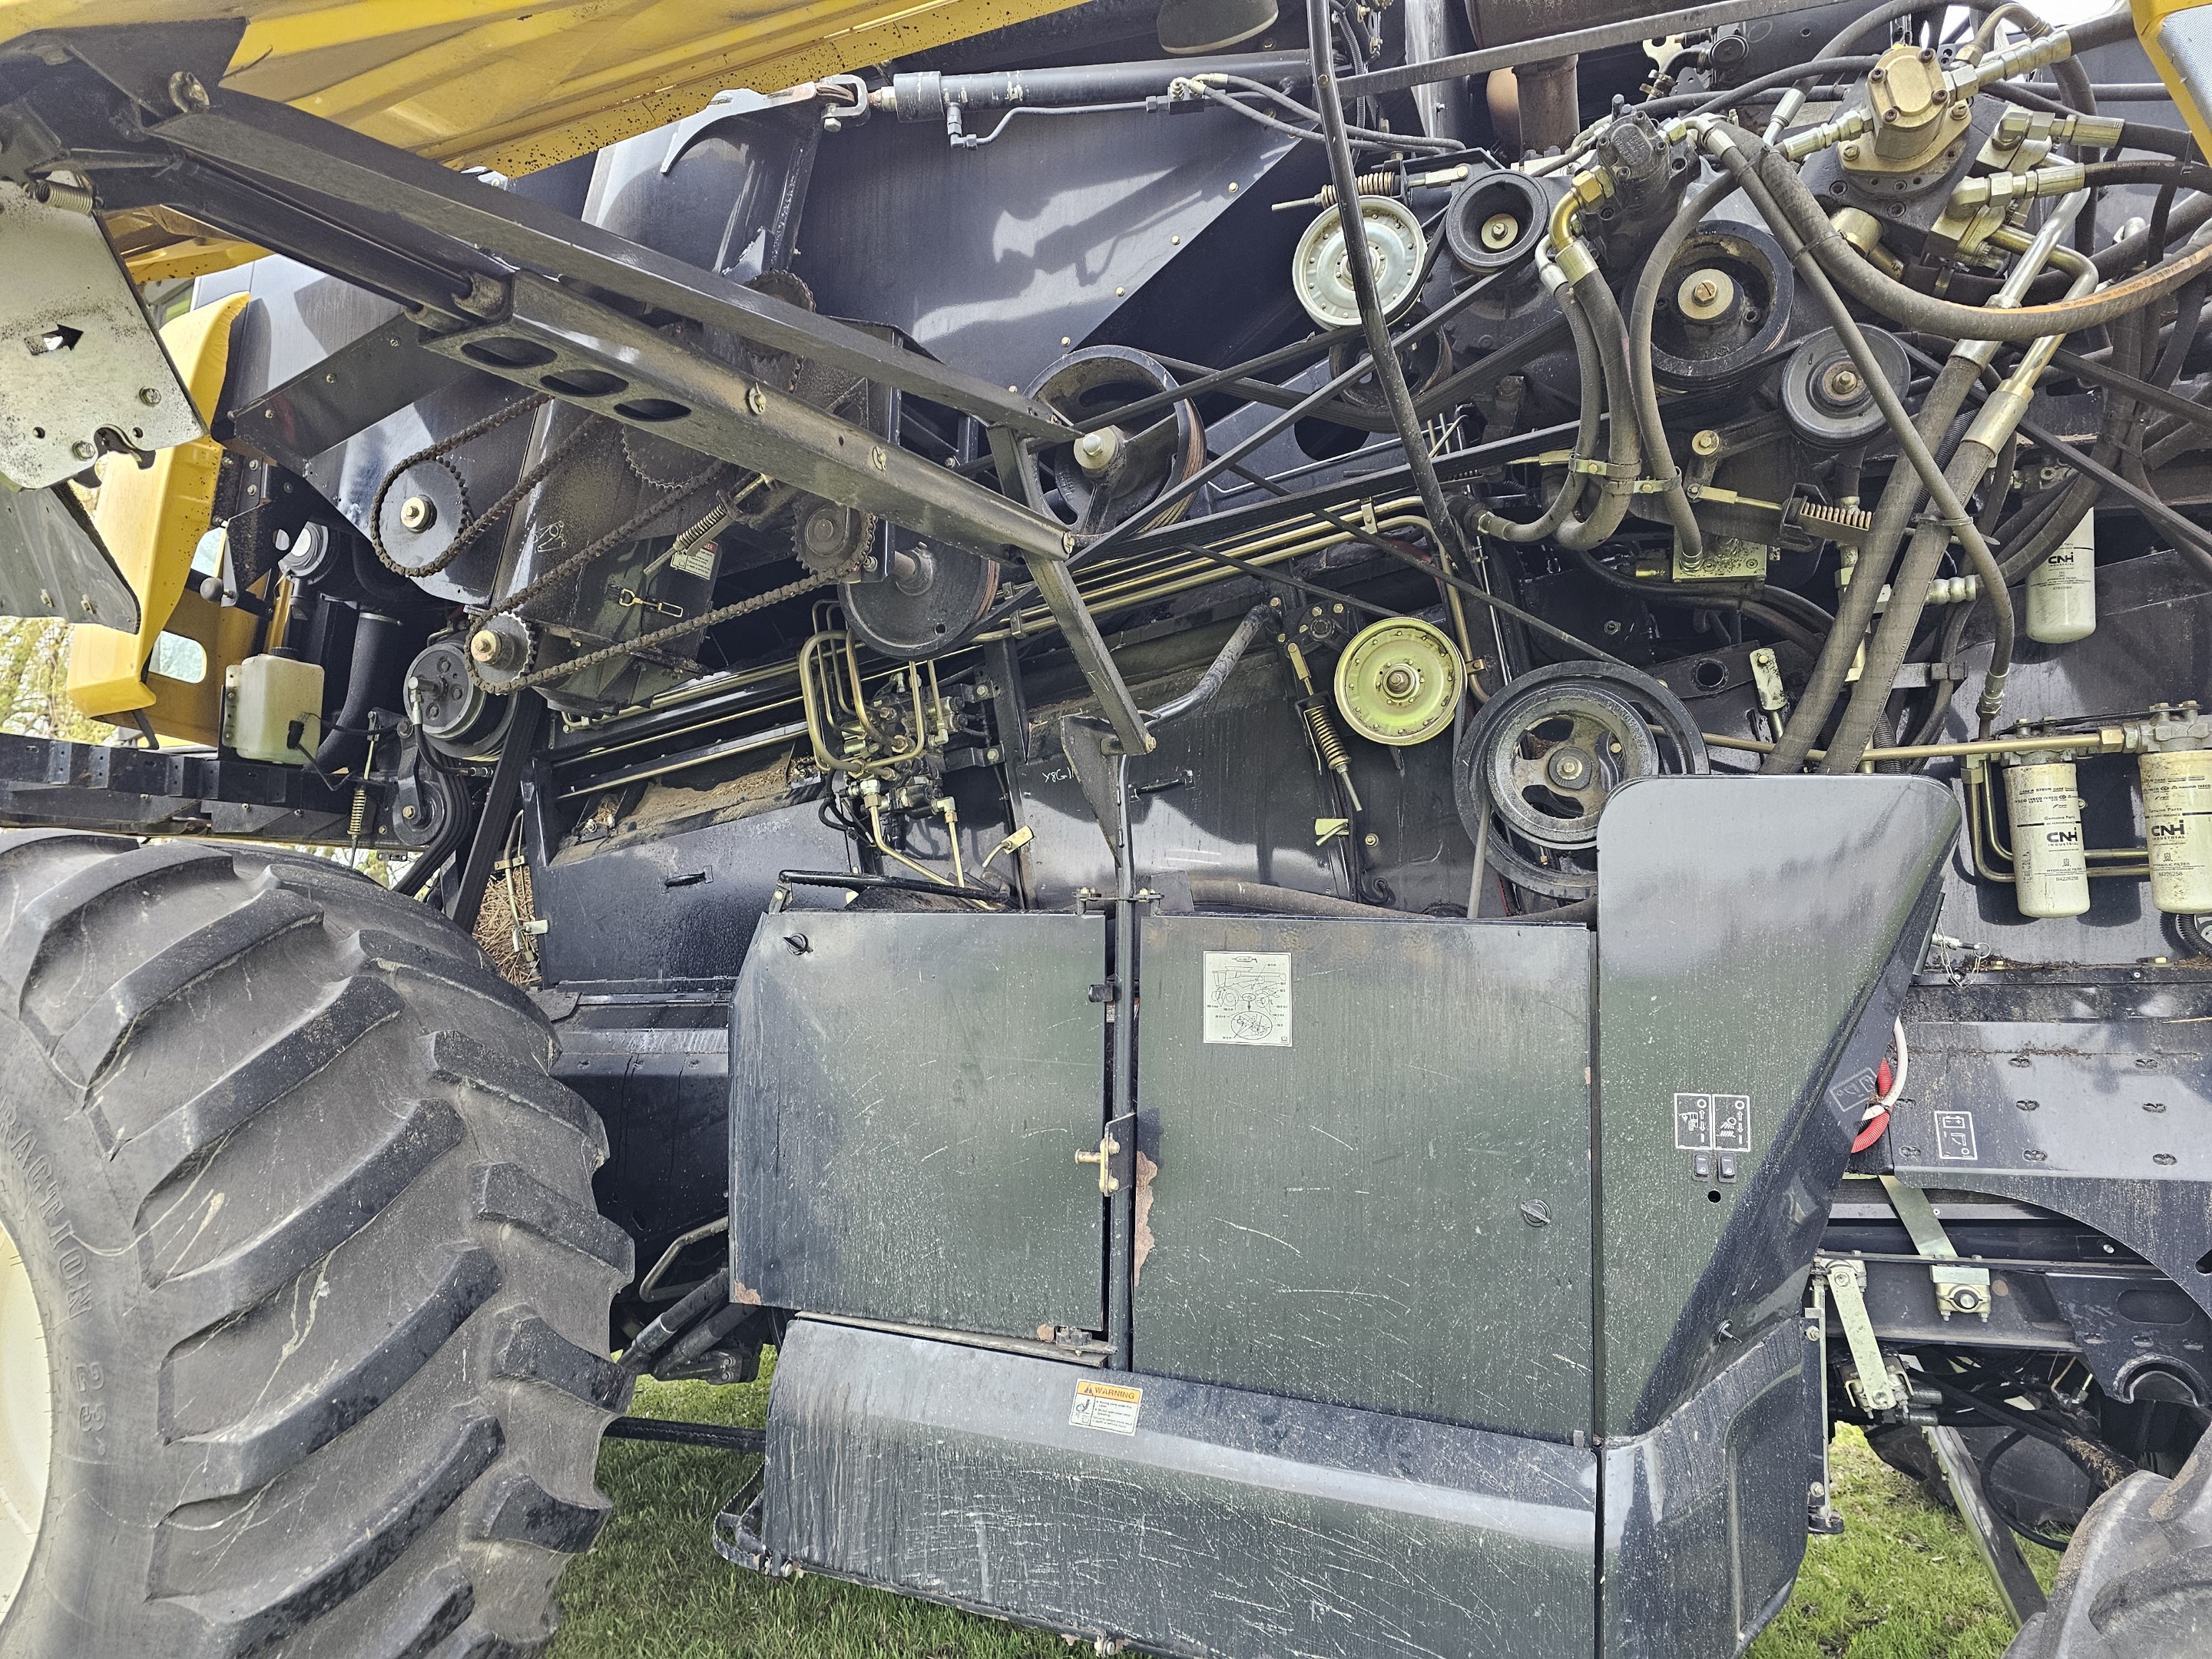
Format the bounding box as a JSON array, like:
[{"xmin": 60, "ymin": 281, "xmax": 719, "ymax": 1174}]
[
  {"xmin": 618, "ymin": 1267, "xmax": 730, "ymax": 1379},
  {"xmin": 1762, "ymin": 361, "xmax": 1985, "ymax": 770},
  {"xmin": 1823, "ymin": 440, "xmax": 2001, "ymax": 770},
  {"xmin": 1555, "ymin": 545, "xmax": 1825, "ymax": 658},
  {"xmin": 2154, "ymin": 277, "xmax": 2209, "ymax": 388},
  {"xmin": 2080, "ymin": 159, "xmax": 2212, "ymax": 193},
  {"xmin": 1479, "ymin": 283, "xmax": 1601, "ymax": 541},
  {"xmin": 1147, "ymin": 605, "xmax": 1273, "ymax": 723},
  {"xmin": 1984, "ymin": 80, "xmax": 2198, "ymax": 157},
  {"xmin": 1555, "ymin": 270, "xmax": 1644, "ymax": 550},
  {"xmin": 2098, "ymin": 194, "xmax": 2212, "ymax": 275},
  {"xmin": 1304, "ymin": 0, "xmax": 1482, "ymax": 595},
  {"xmin": 1743, "ymin": 131, "xmax": 2212, "ymax": 341},
  {"xmin": 313, "ymin": 608, "xmax": 408, "ymax": 773},
  {"xmin": 1628, "ymin": 174, "xmax": 1738, "ymax": 561}
]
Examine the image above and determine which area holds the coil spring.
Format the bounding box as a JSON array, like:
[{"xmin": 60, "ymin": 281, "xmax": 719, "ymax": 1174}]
[
  {"xmin": 348, "ymin": 786, "xmax": 372, "ymax": 839},
  {"xmin": 1312, "ymin": 173, "xmax": 1400, "ymax": 210},
  {"xmin": 1304, "ymin": 702, "xmax": 1353, "ymax": 775}
]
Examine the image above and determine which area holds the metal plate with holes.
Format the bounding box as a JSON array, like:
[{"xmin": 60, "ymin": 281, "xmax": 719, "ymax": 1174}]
[
  {"xmin": 1135, "ymin": 915, "xmax": 1594, "ymax": 1436},
  {"xmin": 0, "ymin": 181, "xmax": 200, "ymax": 489},
  {"xmin": 0, "ymin": 481, "xmax": 137, "ymax": 630},
  {"xmin": 730, "ymin": 910, "xmax": 1106, "ymax": 1339}
]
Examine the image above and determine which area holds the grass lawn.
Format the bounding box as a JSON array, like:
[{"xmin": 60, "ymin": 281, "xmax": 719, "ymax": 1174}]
[{"xmin": 551, "ymin": 1361, "xmax": 2061, "ymax": 1659}]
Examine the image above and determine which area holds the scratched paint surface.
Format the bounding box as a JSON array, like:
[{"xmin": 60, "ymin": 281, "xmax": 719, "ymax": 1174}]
[
  {"xmin": 731, "ymin": 911, "xmax": 1106, "ymax": 1339},
  {"xmin": 1134, "ymin": 916, "xmax": 1594, "ymax": 1438},
  {"xmin": 770, "ymin": 1320, "xmax": 1599, "ymax": 1659}
]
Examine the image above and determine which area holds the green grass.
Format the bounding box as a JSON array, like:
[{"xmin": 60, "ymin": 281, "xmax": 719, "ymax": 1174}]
[{"xmin": 553, "ymin": 1367, "xmax": 2058, "ymax": 1659}]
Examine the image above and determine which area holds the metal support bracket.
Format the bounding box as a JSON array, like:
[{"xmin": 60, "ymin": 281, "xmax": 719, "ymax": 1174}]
[
  {"xmin": 1879, "ymin": 1174, "xmax": 1992, "ymax": 1320},
  {"xmin": 1923, "ymin": 1424, "xmax": 2049, "ymax": 1627},
  {"xmin": 1821, "ymin": 1257, "xmax": 1902, "ymax": 1413}
]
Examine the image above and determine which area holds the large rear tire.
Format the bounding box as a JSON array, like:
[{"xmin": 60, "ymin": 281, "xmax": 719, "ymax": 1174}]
[{"xmin": 0, "ymin": 832, "xmax": 631, "ymax": 1658}]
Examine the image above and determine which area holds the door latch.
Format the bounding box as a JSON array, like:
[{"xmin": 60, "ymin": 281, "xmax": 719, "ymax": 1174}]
[{"xmin": 1075, "ymin": 1130, "xmax": 1122, "ymax": 1194}]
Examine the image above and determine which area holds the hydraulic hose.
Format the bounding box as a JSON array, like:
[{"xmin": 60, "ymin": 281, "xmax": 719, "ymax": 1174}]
[
  {"xmin": 1628, "ymin": 174, "xmax": 1743, "ymax": 561},
  {"xmin": 1554, "ymin": 269, "xmax": 1643, "ymax": 550},
  {"xmin": 1479, "ymin": 271, "xmax": 1600, "ymax": 542},
  {"xmin": 1816, "ymin": 200, "xmax": 2092, "ymax": 764},
  {"xmin": 1821, "ymin": 444, "xmax": 1999, "ymax": 772},
  {"xmin": 1147, "ymin": 604, "xmax": 1273, "ymax": 723},
  {"xmin": 1704, "ymin": 127, "xmax": 1999, "ymax": 771},
  {"xmin": 1743, "ymin": 132, "xmax": 2212, "ymax": 342}
]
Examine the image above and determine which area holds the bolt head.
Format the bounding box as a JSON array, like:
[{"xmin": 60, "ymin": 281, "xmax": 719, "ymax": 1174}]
[
  {"xmin": 1690, "ymin": 429, "xmax": 1721, "ymax": 455},
  {"xmin": 1842, "ymin": 142, "xmax": 1862, "ymax": 161},
  {"xmin": 69, "ymin": 439, "xmax": 94, "ymax": 460},
  {"xmin": 469, "ymin": 629, "xmax": 502, "ymax": 664},
  {"xmin": 745, "ymin": 384, "xmax": 767, "ymax": 415},
  {"xmin": 1480, "ymin": 212, "xmax": 1519, "ymax": 250},
  {"xmin": 1380, "ymin": 664, "xmax": 1418, "ymax": 699},
  {"xmin": 402, "ymin": 803, "xmax": 418, "ymax": 820},
  {"xmin": 398, "ymin": 495, "xmax": 435, "ymax": 532},
  {"xmin": 137, "ymin": 386, "xmax": 162, "ymax": 406}
]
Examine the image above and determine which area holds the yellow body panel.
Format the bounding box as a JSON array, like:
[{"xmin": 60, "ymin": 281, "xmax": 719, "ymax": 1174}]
[
  {"xmin": 67, "ymin": 293, "xmax": 254, "ymax": 744},
  {"xmin": 2135, "ymin": 0, "xmax": 2212, "ymax": 157},
  {"xmin": 1, "ymin": 1, "xmax": 1077, "ymax": 180}
]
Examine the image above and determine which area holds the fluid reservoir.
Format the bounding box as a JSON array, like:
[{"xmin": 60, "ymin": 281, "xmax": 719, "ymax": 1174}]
[
  {"xmin": 2006, "ymin": 760, "xmax": 2090, "ymax": 918},
  {"xmin": 2025, "ymin": 514, "xmax": 2095, "ymax": 644},
  {"xmin": 224, "ymin": 653, "xmax": 325, "ymax": 765},
  {"xmin": 2143, "ymin": 749, "xmax": 2212, "ymax": 914}
]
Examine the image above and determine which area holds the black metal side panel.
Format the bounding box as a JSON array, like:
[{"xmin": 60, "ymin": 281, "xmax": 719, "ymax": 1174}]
[
  {"xmin": 1889, "ymin": 1015, "xmax": 2212, "ymax": 1332},
  {"xmin": 766, "ymin": 1319, "xmax": 1598, "ymax": 1659},
  {"xmin": 1595, "ymin": 776, "xmax": 1958, "ymax": 1436},
  {"xmin": 1134, "ymin": 916, "xmax": 1594, "ymax": 1437},
  {"xmin": 730, "ymin": 912, "xmax": 1107, "ymax": 1337},
  {"xmin": 1600, "ymin": 1317, "xmax": 1820, "ymax": 1658}
]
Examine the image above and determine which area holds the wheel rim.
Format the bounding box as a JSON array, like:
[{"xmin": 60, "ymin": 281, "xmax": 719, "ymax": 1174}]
[{"xmin": 0, "ymin": 1215, "xmax": 50, "ymax": 1622}]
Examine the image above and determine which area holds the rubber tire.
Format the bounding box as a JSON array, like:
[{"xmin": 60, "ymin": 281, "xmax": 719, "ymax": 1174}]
[
  {"xmin": 2009, "ymin": 1427, "xmax": 2212, "ymax": 1659},
  {"xmin": 0, "ymin": 832, "xmax": 632, "ymax": 1659}
]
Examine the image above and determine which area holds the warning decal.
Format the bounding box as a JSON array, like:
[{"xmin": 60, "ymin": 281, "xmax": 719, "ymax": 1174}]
[
  {"xmin": 1932, "ymin": 1111, "xmax": 1980, "ymax": 1162},
  {"xmin": 1069, "ymin": 1379, "xmax": 1144, "ymax": 1435},
  {"xmin": 1202, "ymin": 951, "xmax": 1292, "ymax": 1047},
  {"xmin": 1674, "ymin": 1092, "xmax": 1751, "ymax": 1151}
]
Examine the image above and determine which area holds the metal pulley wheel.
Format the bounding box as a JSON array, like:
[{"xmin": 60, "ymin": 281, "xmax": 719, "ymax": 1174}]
[
  {"xmin": 1324, "ymin": 316, "xmax": 1452, "ymax": 426},
  {"xmin": 1455, "ymin": 663, "xmax": 1707, "ymax": 900},
  {"xmin": 374, "ymin": 457, "xmax": 469, "ymax": 575},
  {"xmin": 1025, "ymin": 348, "xmax": 1206, "ymax": 535},
  {"xmin": 1780, "ymin": 326, "xmax": 1911, "ymax": 450},
  {"xmin": 841, "ymin": 535, "xmax": 1000, "ymax": 659},
  {"xmin": 405, "ymin": 635, "xmax": 513, "ymax": 760},
  {"xmin": 1333, "ymin": 618, "xmax": 1464, "ymax": 747},
  {"xmin": 1293, "ymin": 196, "xmax": 1426, "ymax": 330}
]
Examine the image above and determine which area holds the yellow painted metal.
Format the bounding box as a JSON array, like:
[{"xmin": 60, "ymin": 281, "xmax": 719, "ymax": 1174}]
[
  {"xmin": 0, "ymin": 1214, "xmax": 51, "ymax": 1624},
  {"xmin": 3, "ymin": 0, "xmax": 1081, "ymax": 280},
  {"xmin": 2136, "ymin": 0, "xmax": 2212, "ymax": 157},
  {"xmin": 66, "ymin": 293, "xmax": 258, "ymax": 744}
]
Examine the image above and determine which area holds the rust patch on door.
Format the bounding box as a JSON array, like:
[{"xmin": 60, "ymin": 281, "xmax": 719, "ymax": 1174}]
[{"xmin": 1132, "ymin": 1151, "xmax": 1158, "ymax": 1285}]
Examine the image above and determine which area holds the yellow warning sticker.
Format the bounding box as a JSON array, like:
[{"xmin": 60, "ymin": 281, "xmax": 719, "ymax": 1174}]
[{"xmin": 1068, "ymin": 1379, "xmax": 1144, "ymax": 1435}]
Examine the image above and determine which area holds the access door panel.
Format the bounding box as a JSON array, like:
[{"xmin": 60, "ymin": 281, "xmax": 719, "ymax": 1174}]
[
  {"xmin": 1135, "ymin": 916, "xmax": 1594, "ymax": 1436},
  {"xmin": 732, "ymin": 910, "xmax": 1106, "ymax": 1339}
]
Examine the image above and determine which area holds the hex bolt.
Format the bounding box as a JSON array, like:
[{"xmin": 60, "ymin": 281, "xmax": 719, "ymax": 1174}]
[
  {"xmin": 1481, "ymin": 212, "xmax": 1519, "ymax": 250},
  {"xmin": 137, "ymin": 386, "xmax": 162, "ymax": 406},
  {"xmin": 1691, "ymin": 278, "xmax": 1718, "ymax": 306},
  {"xmin": 1690, "ymin": 429, "xmax": 1722, "ymax": 456},
  {"xmin": 398, "ymin": 495, "xmax": 435, "ymax": 532},
  {"xmin": 1842, "ymin": 142, "xmax": 1862, "ymax": 161},
  {"xmin": 69, "ymin": 439, "xmax": 94, "ymax": 459},
  {"xmin": 1824, "ymin": 364, "xmax": 1863, "ymax": 400}
]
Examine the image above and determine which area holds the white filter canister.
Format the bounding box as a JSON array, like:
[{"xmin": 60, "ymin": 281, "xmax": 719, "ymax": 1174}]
[
  {"xmin": 2025, "ymin": 513, "xmax": 2095, "ymax": 644},
  {"xmin": 2143, "ymin": 749, "xmax": 2212, "ymax": 915},
  {"xmin": 2007, "ymin": 760, "xmax": 2090, "ymax": 918}
]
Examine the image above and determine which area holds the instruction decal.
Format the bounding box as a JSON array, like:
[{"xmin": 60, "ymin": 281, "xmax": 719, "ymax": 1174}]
[
  {"xmin": 1932, "ymin": 1111, "xmax": 1980, "ymax": 1162},
  {"xmin": 1674, "ymin": 1092, "xmax": 1751, "ymax": 1151},
  {"xmin": 1203, "ymin": 951, "xmax": 1292, "ymax": 1047},
  {"xmin": 1069, "ymin": 1379, "xmax": 1144, "ymax": 1435}
]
